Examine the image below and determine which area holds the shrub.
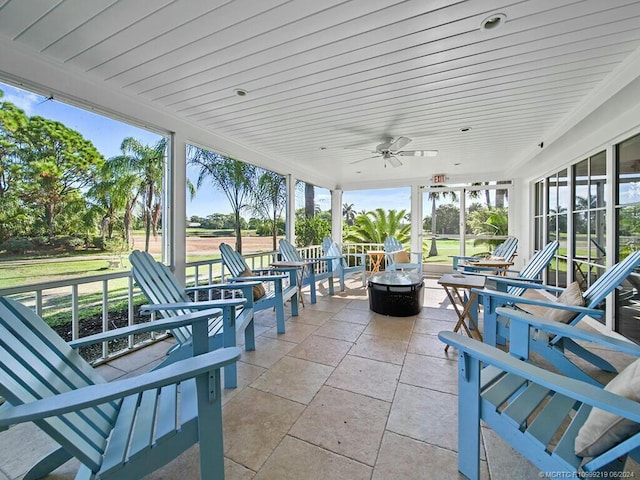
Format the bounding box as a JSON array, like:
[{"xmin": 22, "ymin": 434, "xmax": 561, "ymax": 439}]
[
  {"xmin": 1, "ymin": 237, "xmax": 34, "ymax": 254},
  {"xmin": 53, "ymin": 236, "xmax": 85, "ymax": 252}
]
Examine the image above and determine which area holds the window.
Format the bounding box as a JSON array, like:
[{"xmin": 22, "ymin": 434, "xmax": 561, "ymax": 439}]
[
  {"xmin": 615, "ymin": 133, "xmax": 640, "ymax": 341},
  {"xmin": 546, "ymin": 169, "xmax": 569, "ymax": 288}
]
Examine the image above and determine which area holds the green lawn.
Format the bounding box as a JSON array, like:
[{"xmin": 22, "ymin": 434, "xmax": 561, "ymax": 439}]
[{"xmin": 422, "ymin": 239, "xmax": 492, "ymax": 264}]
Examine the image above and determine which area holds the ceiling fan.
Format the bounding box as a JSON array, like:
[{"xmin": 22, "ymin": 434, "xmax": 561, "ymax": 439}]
[{"xmin": 349, "ymin": 136, "xmax": 438, "ymax": 168}]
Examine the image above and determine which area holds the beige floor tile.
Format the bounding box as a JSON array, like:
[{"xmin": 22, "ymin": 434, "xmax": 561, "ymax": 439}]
[
  {"xmin": 387, "ymin": 383, "xmax": 471, "ymax": 455},
  {"xmin": 481, "ymin": 426, "xmax": 542, "ymax": 480},
  {"xmin": 290, "ymin": 386, "xmax": 390, "ymax": 465},
  {"xmin": 331, "ymin": 308, "xmax": 373, "ymax": 325},
  {"xmin": 288, "ymin": 334, "xmax": 353, "ymax": 366},
  {"xmin": 253, "ymin": 436, "xmax": 372, "ymax": 480},
  {"xmin": 240, "ymin": 336, "xmax": 297, "ymax": 369},
  {"xmin": 222, "ymin": 360, "xmax": 267, "ymax": 404},
  {"xmin": 363, "ymin": 316, "xmax": 415, "ymax": 341},
  {"xmin": 314, "ymin": 319, "xmax": 366, "ymax": 342},
  {"xmin": 260, "ymin": 321, "xmax": 319, "ymax": 343},
  {"xmin": 253, "ymin": 309, "xmax": 279, "ymax": 328},
  {"xmin": 349, "ymin": 333, "xmax": 408, "ymax": 365},
  {"xmin": 413, "ymin": 316, "xmax": 458, "ymax": 336},
  {"xmin": 345, "ymin": 299, "xmax": 371, "ymax": 311},
  {"xmin": 304, "ymin": 297, "xmax": 350, "ymax": 313},
  {"xmin": 222, "ymin": 387, "xmax": 305, "ymax": 471},
  {"xmin": 408, "ymin": 332, "xmax": 459, "ymax": 360},
  {"xmin": 417, "ymin": 306, "xmax": 459, "ymax": 322},
  {"xmin": 400, "ymin": 353, "xmax": 458, "ymax": 395},
  {"xmin": 251, "ymin": 355, "xmax": 333, "ymax": 404},
  {"xmin": 373, "ymin": 431, "xmax": 490, "ymax": 480},
  {"xmin": 326, "ymin": 354, "xmax": 400, "ymax": 402},
  {"xmin": 289, "ymin": 309, "xmax": 333, "ymax": 326},
  {"xmin": 105, "ymin": 338, "xmax": 172, "ymax": 373}
]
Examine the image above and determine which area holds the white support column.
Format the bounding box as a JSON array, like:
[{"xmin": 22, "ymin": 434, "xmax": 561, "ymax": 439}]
[
  {"xmin": 168, "ymin": 132, "xmax": 187, "ymax": 287},
  {"xmin": 605, "ymin": 143, "xmax": 616, "ymax": 332},
  {"xmin": 286, "ymin": 174, "xmax": 296, "ymax": 242},
  {"xmin": 411, "ymin": 184, "xmax": 423, "ymax": 256},
  {"xmin": 331, "ymin": 189, "xmax": 343, "ymax": 243}
]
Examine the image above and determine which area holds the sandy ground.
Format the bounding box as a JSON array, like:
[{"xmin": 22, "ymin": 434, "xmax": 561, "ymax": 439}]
[{"xmin": 141, "ymin": 235, "xmax": 280, "ymax": 255}]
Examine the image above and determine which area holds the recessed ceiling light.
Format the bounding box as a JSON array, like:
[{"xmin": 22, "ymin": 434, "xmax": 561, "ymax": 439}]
[
  {"xmin": 319, "ymin": 146, "xmax": 327, "ymax": 150},
  {"xmin": 481, "ymin": 13, "xmax": 506, "ymax": 31},
  {"xmin": 454, "ymin": 162, "xmax": 461, "ymax": 166},
  {"xmin": 355, "ymin": 170, "xmax": 362, "ymax": 174},
  {"xmin": 460, "ymin": 127, "xmax": 471, "ymax": 132},
  {"xmin": 233, "ymin": 88, "xmax": 248, "ymax": 97}
]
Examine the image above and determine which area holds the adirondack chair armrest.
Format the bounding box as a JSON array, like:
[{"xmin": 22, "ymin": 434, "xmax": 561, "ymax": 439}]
[
  {"xmin": 229, "ymin": 274, "xmax": 287, "ymax": 282},
  {"xmin": 196, "ymin": 282, "xmax": 261, "ymax": 290},
  {"xmin": 69, "ymin": 307, "xmax": 225, "ymax": 348},
  {"xmin": 437, "ymin": 332, "xmax": 640, "ymax": 422},
  {"xmin": 464, "ymin": 270, "xmax": 543, "ymax": 283},
  {"xmin": 486, "ymin": 277, "xmax": 564, "ymax": 292},
  {"xmin": 0, "ymin": 347, "xmax": 241, "ymax": 427},
  {"xmin": 139, "ymin": 298, "xmax": 246, "ymax": 313},
  {"xmin": 183, "ymin": 281, "xmax": 261, "ymax": 294},
  {"xmin": 496, "ymin": 306, "xmax": 640, "ymax": 357}
]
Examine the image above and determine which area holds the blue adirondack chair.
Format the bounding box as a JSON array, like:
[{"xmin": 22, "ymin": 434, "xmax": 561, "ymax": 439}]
[
  {"xmin": 278, "ymin": 238, "xmax": 336, "ymax": 301},
  {"xmin": 219, "ymin": 242, "xmax": 298, "ymax": 334},
  {"xmin": 0, "ymin": 296, "xmax": 239, "ymax": 480},
  {"xmin": 462, "ymin": 241, "xmax": 560, "ymax": 295},
  {"xmin": 130, "ymin": 249, "xmax": 254, "ymax": 389},
  {"xmin": 451, "ymin": 236, "xmax": 518, "ymax": 270},
  {"xmin": 383, "ymin": 236, "xmax": 423, "ymax": 275},
  {"xmin": 475, "ymin": 250, "xmax": 640, "ymax": 385},
  {"xmin": 321, "ymin": 237, "xmax": 366, "ymax": 290},
  {"xmin": 438, "ymin": 307, "xmax": 640, "ymax": 480}
]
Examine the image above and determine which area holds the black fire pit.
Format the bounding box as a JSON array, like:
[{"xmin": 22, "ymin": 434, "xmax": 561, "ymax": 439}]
[{"xmin": 368, "ymin": 271, "xmax": 424, "ymax": 316}]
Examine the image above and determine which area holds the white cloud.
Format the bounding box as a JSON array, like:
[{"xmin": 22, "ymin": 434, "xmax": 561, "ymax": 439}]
[{"xmin": 2, "ymin": 90, "xmax": 41, "ymax": 115}]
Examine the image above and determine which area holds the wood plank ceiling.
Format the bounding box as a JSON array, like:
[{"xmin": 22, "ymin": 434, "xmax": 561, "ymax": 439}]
[{"xmin": 1, "ymin": 0, "xmax": 640, "ymax": 188}]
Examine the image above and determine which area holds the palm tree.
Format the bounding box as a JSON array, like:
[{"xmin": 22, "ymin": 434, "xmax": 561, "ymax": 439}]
[
  {"xmin": 425, "ymin": 187, "xmax": 458, "ymax": 256},
  {"xmin": 188, "ymin": 147, "xmax": 255, "ymax": 253},
  {"xmin": 108, "ymin": 137, "xmax": 166, "ymax": 252},
  {"xmin": 344, "ymin": 208, "xmax": 410, "ymax": 244},
  {"xmin": 251, "ymin": 169, "xmax": 286, "ymax": 250},
  {"xmin": 342, "ymin": 203, "xmax": 356, "ymax": 226}
]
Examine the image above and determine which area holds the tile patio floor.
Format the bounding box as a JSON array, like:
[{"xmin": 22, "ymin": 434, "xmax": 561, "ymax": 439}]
[{"xmin": 0, "ymin": 276, "xmax": 638, "ymax": 480}]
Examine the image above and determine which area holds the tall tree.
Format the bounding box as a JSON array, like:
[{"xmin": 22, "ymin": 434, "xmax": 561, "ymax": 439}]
[
  {"xmin": 304, "ymin": 182, "xmax": 315, "ymax": 218},
  {"xmin": 109, "ymin": 137, "xmax": 166, "ymax": 252},
  {"xmin": 188, "ymin": 147, "xmax": 256, "ymax": 253},
  {"xmin": 18, "ymin": 116, "xmax": 104, "ymax": 238},
  {"xmin": 251, "ymin": 169, "xmax": 287, "ymax": 250},
  {"xmin": 342, "ymin": 203, "xmax": 356, "ymax": 226}
]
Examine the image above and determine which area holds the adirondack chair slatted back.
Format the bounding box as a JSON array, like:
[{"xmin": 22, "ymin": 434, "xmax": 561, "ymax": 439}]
[
  {"xmin": 219, "ymin": 243, "xmax": 251, "ymax": 277},
  {"xmin": 384, "ymin": 236, "xmax": 403, "ymax": 254},
  {"xmin": 278, "ymin": 239, "xmax": 303, "ymax": 263},
  {"xmin": 0, "ymin": 297, "xmax": 117, "ymax": 471},
  {"xmin": 582, "ymin": 250, "xmax": 640, "ymax": 308},
  {"xmin": 507, "ymin": 241, "xmax": 559, "ymax": 296},
  {"xmin": 493, "ymin": 236, "xmax": 518, "ymax": 261},
  {"xmin": 325, "ymin": 242, "xmax": 343, "ymax": 272},
  {"xmin": 130, "ymin": 250, "xmax": 197, "ymax": 345}
]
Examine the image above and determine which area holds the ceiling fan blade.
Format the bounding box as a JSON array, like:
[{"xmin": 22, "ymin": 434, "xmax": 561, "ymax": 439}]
[
  {"xmin": 397, "ymin": 150, "xmax": 439, "ymax": 157},
  {"xmin": 389, "ymin": 136, "xmax": 411, "ymax": 151},
  {"xmin": 387, "ymin": 156, "xmax": 402, "ymax": 168},
  {"xmin": 375, "ymin": 140, "xmax": 392, "ymax": 151},
  {"xmin": 350, "ymin": 155, "xmax": 380, "ymax": 165}
]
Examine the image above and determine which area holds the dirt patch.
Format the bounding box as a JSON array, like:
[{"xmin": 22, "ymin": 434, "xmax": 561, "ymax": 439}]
[{"xmin": 138, "ymin": 235, "xmax": 281, "ymax": 255}]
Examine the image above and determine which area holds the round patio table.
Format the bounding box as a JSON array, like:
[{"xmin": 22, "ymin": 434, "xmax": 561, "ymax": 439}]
[{"xmin": 368, "ymin": 271, "xmax": 424, "ymax": 316}]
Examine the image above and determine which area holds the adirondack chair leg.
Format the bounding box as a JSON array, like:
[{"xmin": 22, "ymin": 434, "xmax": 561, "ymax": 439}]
[
  {"xmin": 458, "ymin": 352, "xmax": 482, "ymax": 480},
  {"xmin": 244, "ymin": 319, "xmax": 256, "ymax": 351},
  {"xmin": 222, "ymin": 307, "xmax": 238, "ymax": 389},
  {"xmin": 562, "ymin": 338, "xmax": 617, "ymax": 373},
  {"xmin": 23, "ymin": 447, "xmax": 73, "ymax": 480},
  {"xmin": 195, "ymin": 369, "xmax": 225, "ymax": 480},
  {"xmin": 308, "ymin": 268, "xmax": 317, "ymax": 303},
  {"xmin": 482, "ymin": 295, "xmax": 499, "ymax": 347}
]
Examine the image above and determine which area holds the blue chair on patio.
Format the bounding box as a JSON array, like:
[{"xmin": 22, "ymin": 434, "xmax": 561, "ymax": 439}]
[
  {"xmin": 383, "ymin": 236, "xmax": 423, "ymax": 275},
  {"xmin": 439, "ymin": 307, "xmax": 640, "ymax": 480},
  {"xmin": 219, "ymin": 242, "xmax": 298, "ymax": 334},
  {"xmin": 451, "ymin": 235, "xmax": 518, "ymax": 270},
  {"xmin": 130, "ymin": 249, "xmax": 254, "ymax": 388},
  {"xmin": 0, "ymin": 296, "xmax": 239, "ymax": 480},
  {"xmin": 475, "ymin": 250, "xmax": 640, "ymax": 385},
  {"xmin": 321, "ymin": 237, "xmax": 366, "ymax": 290},
  {"xmin": 278, "ymin": 238, "xmax": 336, "ymax": 301}
]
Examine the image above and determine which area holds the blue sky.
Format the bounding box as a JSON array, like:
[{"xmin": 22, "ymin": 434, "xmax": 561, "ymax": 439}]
[{"xmin": 1, "ymin": 81, "xmax": 410, "ymax": 218}]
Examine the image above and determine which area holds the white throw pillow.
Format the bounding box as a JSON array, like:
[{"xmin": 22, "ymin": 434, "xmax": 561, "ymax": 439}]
[
  {"xmin": 574, "ymin": 358, "xmax": 640, "ymax": 457},
  {"xmin": 516, "ymin": 281, "xmax": 584, "ymax": 324}
]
